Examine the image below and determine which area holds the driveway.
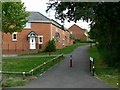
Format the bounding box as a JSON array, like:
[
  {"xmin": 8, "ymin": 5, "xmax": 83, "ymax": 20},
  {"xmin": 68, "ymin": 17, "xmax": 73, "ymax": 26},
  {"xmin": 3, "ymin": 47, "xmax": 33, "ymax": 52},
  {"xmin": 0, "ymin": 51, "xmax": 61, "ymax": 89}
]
[{"xmin": 22, "ymin": 45, "xmax": 116, "ymax": 88}]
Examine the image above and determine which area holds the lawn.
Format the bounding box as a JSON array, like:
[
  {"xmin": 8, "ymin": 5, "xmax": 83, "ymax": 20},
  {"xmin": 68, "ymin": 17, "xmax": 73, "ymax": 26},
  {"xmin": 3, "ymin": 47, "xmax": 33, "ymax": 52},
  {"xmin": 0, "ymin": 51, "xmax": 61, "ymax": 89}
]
[
  {"xmin": 3, "ymin": 56, "xmax": 55, "ymax": 72},
  {"xmin": 2, "ymin": 56, "xmax": 64, "ymax": 87},
  {"xmin": 36, "ymin": 43, "xmax": 88, "ymax": 55},
  {"xmin": 89, "ymin": 46, "xmax": 119, "ymax": 88}
]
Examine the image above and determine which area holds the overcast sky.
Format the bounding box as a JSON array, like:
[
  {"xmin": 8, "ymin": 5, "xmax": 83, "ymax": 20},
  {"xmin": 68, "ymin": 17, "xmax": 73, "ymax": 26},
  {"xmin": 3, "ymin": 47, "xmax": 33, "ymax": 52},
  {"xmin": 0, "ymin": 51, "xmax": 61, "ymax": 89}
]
[{"xmin": 21, "ymin": 0, "xmax": 91, "ymax": 31}]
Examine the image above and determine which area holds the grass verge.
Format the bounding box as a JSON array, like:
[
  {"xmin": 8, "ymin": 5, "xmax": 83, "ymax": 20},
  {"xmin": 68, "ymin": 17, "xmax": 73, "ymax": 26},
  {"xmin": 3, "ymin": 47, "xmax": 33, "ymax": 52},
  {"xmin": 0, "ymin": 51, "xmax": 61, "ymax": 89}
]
[
  {"xmin": 2, "ymin": 56, "xmax": 64, "ymax": 87},
  {"xmin": 36, "ymin": 43, "xmax": 88, "ymax": 55},
  {"xmin": 89, "ymin": 46, "xmax": 119, "ymax": 88}
]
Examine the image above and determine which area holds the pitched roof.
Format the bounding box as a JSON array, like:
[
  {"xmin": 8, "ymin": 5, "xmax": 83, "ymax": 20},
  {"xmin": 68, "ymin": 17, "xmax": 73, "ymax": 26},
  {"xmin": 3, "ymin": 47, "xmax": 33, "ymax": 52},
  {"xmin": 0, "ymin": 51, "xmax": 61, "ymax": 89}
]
[
  {"xmin": 28, "ymin": 11, "xmax": 51, "ymax": 22},
  {"xmin": 51, "ymin": 19, "xmax": 69, "ymax": 31},
  {"xmin": 27, "ymin": 11, "xmax": 69, "ymax": 32},
  {"xmin": 69, "ymin": 24, "xmax": 85, "ymax": 31}
]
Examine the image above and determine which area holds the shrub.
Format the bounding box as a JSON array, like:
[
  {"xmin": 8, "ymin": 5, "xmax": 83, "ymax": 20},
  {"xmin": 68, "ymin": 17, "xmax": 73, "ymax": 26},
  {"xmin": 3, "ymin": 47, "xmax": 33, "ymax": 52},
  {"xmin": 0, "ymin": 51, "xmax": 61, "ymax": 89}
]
[{"xmin": 45, "ymin": 39, "xmax": 56, "ymax": 52}]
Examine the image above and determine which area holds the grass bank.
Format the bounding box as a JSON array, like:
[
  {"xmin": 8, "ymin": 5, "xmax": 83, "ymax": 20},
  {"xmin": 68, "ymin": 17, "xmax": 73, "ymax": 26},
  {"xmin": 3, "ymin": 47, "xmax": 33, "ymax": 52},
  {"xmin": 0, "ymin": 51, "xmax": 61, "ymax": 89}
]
[
  {"xmin": 89, "ymin": 46, "xmax": 119, "ymax": 88},
  {"xmin": 36, "ymin": 43, "xmax": 88, "ymax": 55},
  {"xmin": 2, "ymin": 56, "xmax": 64, "ymax": 87}
]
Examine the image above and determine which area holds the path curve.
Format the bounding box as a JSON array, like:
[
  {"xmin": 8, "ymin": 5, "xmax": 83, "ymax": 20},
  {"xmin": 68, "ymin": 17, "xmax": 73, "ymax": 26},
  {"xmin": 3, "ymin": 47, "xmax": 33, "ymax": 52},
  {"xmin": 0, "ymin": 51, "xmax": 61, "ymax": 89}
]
[{"xmin": 23, "ymin": 45, "xmax": 115, "ymax": 88}]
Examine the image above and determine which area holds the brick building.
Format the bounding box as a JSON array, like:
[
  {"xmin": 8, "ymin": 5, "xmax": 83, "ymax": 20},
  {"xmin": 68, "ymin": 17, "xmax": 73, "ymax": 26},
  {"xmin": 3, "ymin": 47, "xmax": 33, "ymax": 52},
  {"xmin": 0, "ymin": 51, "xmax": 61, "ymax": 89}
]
[
  {"xmin": 69, "ymin": 24, "xmax": 88, "ymax": 41},
  {"xmin": 2, "ymin": 11, "xmax": 72, "ymax": 55}
]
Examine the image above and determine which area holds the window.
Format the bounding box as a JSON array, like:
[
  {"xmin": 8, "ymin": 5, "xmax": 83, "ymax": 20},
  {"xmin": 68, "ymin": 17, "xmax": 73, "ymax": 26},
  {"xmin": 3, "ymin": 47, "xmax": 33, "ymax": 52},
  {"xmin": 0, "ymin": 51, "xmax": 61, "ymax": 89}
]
[
  {"xmin": 24, "ymin": 22, "xmax": 31, "ymax": 28},
  {"xmin": 54, "ymin": 32, "xmax": 60, "ymax": 42},
  {"xmin": 12, "ymin": 32, "xmax": 17, "ymax": 41},
  {"xmin": 38, "ymin": 36, "xmax": 43, "ymax": 44}
]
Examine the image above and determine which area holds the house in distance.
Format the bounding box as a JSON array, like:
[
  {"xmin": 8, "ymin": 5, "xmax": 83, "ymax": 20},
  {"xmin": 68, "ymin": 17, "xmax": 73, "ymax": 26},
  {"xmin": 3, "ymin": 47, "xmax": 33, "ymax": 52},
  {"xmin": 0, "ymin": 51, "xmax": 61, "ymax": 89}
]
[{"xmin": 69, "ymin": 24, "xmax": 88, "ymax": 42}]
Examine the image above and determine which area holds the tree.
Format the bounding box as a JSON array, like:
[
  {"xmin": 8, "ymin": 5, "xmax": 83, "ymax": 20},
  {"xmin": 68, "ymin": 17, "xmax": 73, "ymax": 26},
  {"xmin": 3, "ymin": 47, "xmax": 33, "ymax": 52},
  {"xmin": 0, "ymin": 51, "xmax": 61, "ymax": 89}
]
[
  {"xmin": 46, "ymin": 2, "xmax": 120, "ymax": 68},
  {"xmin": 2, "ymin": 2, "xmax": 29, "ymax": 33}
]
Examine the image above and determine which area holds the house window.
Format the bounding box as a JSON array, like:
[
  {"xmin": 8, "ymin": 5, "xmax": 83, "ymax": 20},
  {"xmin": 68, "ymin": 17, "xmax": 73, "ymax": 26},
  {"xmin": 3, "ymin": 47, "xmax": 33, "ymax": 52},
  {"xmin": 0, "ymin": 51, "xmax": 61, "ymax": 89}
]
[
  {"xmin": 12, "ymin": 32, "xmax": 17, "ymax": 41},
  {"xmin": 54, "ymin": 32, "xmax": 60, "ymax": 42},
  {"xmin": 24, "ymin": 22, "xmax": 31, "ymax": 28},
  {"xmin": 38, "ymin": 36, "xmax": 43, "ymax": 44}
]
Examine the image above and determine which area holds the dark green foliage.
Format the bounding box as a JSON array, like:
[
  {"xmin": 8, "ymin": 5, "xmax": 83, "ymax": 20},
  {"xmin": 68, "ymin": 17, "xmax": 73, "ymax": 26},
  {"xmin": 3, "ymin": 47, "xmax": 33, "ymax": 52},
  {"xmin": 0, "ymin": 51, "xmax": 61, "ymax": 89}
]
[
  {"xmin": 45, "ymin": 39, "xmax": 56, "ymax": 52},
  {"xmin": 74, "ymin": 39, "xmax": 81, "ymax": 43},
  {"xmin": 47, "ymin": 2, "xmax": 120, "ymax": 68},
  {"xmin": 2, "ymin": 2, "xmax": 29, "ymax": 33},
  {"xmin": 70, "ymin": 34, "xmax": 74, "ymax": 39}
]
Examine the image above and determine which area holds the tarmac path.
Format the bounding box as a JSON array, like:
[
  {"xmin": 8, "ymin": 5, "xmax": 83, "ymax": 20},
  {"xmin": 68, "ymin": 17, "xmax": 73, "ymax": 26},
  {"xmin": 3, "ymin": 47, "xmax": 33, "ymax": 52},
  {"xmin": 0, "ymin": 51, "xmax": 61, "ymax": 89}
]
[{"xmin": 22, "ymin": 45, "xmax": 116, "ymax": 88}]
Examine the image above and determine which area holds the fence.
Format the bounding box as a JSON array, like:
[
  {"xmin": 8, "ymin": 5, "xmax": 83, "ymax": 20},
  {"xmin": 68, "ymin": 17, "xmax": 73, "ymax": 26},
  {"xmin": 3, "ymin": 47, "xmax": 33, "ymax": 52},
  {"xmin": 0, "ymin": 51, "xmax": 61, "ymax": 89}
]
[
  {"xmin": 1, "ymin": 54, "xmax": 63, "ymax": 79},
  {"xmin": 89, "ymin": 57, "xmax": 95, "ymax": 76}
]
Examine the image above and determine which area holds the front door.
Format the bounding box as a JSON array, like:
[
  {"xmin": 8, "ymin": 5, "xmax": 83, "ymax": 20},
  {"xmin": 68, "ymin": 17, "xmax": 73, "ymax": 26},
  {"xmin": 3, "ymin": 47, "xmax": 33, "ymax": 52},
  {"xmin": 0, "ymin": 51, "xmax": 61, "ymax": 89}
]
[{"xmin": 30, "ymin": 37, "xmax": 36, "ymax": 49}]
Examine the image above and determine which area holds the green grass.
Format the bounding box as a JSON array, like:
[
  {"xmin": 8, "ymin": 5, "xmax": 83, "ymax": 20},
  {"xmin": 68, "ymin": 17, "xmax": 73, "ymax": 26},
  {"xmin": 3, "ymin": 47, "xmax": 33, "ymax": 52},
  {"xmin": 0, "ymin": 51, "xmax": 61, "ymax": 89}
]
[
  {"xmin": 2, "ymin": 56, "xmax": 64, "ymax": 87},
  {"xmin": 36, "ymin": 43, "xmax": 88, "ymax": 55},
  {"xmin": 89, "ymin": 46, "xmax": 119, "ymax": 88},
  {"xmin": 2, "ymin": 80, "xmax": 27, "ymax": 87},
  {"xmin": 3, "ymin": 57, "xmax": 55, "ymax": 72}
]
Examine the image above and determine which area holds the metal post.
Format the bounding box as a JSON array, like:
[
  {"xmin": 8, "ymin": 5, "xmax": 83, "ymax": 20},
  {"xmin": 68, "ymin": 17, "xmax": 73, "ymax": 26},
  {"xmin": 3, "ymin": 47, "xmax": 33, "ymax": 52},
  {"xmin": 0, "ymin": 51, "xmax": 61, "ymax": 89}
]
[
  {"xmin": 90, "ymin": 60, "xmax": 91, "ymax": 72},
  {"xmin": 92, "ymin": 59, "xmax": 94, "ymax": 76},
  {"xmin": 70, "ymin": 55, "xmax": 72, "ymax": 67}
]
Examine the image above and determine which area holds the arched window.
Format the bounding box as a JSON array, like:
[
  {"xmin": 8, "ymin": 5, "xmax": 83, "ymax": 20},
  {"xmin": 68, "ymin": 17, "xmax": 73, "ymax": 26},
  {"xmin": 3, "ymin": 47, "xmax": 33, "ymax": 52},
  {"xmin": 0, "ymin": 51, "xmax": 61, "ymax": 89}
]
[{"xmin": 54, "ymin": 32, "xmax": 60, "ymax": 42}]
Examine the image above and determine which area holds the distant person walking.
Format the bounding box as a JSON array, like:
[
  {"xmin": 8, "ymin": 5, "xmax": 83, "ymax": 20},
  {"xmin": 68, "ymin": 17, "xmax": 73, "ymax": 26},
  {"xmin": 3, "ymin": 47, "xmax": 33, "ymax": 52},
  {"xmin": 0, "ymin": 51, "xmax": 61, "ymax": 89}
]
[{"xmin": 70, "ymin": 55, "xmax": 73, "ymax": 67}]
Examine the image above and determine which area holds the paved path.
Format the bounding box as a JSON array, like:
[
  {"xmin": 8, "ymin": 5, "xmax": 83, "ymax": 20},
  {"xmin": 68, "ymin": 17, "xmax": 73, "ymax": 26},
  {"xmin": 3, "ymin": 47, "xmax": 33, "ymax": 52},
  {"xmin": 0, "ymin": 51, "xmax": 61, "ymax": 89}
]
[{"xmin": 23, "ymin": 45, "xmax": 114, "ymax": 88}]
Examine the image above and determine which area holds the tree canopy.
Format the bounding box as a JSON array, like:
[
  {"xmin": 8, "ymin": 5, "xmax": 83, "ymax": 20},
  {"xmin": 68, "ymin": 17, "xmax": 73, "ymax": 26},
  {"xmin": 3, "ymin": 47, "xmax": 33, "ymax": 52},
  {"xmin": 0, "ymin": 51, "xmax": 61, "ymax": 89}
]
[
  {"xmin": 47, "ymin": 2, "xmax": 120, "ymax": 68},
  {"xmin": 2, "ymin": 2, "xmax": 29, "ymax": 33}
]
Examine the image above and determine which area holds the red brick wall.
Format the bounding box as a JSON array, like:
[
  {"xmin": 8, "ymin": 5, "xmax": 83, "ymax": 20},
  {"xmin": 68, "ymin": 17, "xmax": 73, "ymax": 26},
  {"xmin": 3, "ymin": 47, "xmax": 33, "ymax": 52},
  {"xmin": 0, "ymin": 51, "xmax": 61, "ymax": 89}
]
[
  {"xmin": 3, "ymin": 22, "xmax": 51, "ymax": 52},
  {"xmin": 31, "ymin": 22, "xmax": 51, "ymax": 50},
  {"xmin": 52, "ymin": 25, "xmax": 64, "ymax": 49},
  {"xmin": 51, "ymin": 25, "xmax": 72, "ymax": 49},
  {"xmin": 2, "ymin": 22, "xmax": 72, "ymax": 54},
  {"xmin": 69, "ymin": 24, "xmax": 87, "ymax": 41}
]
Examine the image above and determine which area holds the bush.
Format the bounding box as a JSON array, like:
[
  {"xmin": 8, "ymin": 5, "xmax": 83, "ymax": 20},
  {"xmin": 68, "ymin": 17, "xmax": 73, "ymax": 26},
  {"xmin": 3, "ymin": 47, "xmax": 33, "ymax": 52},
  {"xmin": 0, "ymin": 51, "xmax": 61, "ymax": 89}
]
[{"xmin": 45, "ymin": 39, "xmax": 56, "ymax": 52}]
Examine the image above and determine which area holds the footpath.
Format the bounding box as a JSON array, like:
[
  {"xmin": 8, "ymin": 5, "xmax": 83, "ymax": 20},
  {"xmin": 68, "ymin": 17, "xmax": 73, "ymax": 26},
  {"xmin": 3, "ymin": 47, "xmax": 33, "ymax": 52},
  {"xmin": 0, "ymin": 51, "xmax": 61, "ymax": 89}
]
[{"xmin": 22, "ymin": 45, "xmax": 116, "ymax": 88}]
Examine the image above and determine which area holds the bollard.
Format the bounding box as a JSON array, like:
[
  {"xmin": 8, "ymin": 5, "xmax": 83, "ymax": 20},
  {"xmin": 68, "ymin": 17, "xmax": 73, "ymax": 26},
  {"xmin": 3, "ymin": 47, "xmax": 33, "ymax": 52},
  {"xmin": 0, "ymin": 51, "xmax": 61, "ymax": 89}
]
[
  {"xmin": 90, "ymin": 61, "xmax": 91, "ymax": 72},
  {"xmin": 70, "ymin": 55, "xmax": 73, "ymax": 67},
  {"xmin": 92, "ymin": 59, "xmax": 95, "ymax": 76},
  {"xmin": 92, "ymin": 65, "xmax": 95, "ymax": 76},
  {"xmin": 90, "ymin": 57, "xmax": 95, "ymax": 76}
]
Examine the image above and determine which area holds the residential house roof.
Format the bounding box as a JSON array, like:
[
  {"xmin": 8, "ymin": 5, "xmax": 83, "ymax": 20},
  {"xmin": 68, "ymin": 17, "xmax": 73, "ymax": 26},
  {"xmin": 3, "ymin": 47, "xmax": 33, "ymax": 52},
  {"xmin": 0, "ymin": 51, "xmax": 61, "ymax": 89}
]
[
  {"xmin": 28, "ymin": 11, "xmax": 51, "ymax": 23},
  {"xmin": 28, "ymin": 11, "xmax": 69, "ymax": 32},
  {"xmin": 69, "ymin": 24, "xmax": 86, "ymax": 31}
]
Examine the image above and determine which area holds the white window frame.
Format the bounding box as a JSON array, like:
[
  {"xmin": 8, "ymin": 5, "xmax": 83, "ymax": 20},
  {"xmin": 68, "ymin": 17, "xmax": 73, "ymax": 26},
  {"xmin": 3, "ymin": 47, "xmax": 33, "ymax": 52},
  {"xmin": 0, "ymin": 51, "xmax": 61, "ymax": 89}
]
[
  {"xmin": 38, "ymin": 36, "xmax": 43, "ymax": 44},
  {"xmin": 12, "ymin": 32, "xmax": 17, "ymax": 41},
  {"xmin": 24, "ymin": 22, "xmax": 31, "ymax": 29}
]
